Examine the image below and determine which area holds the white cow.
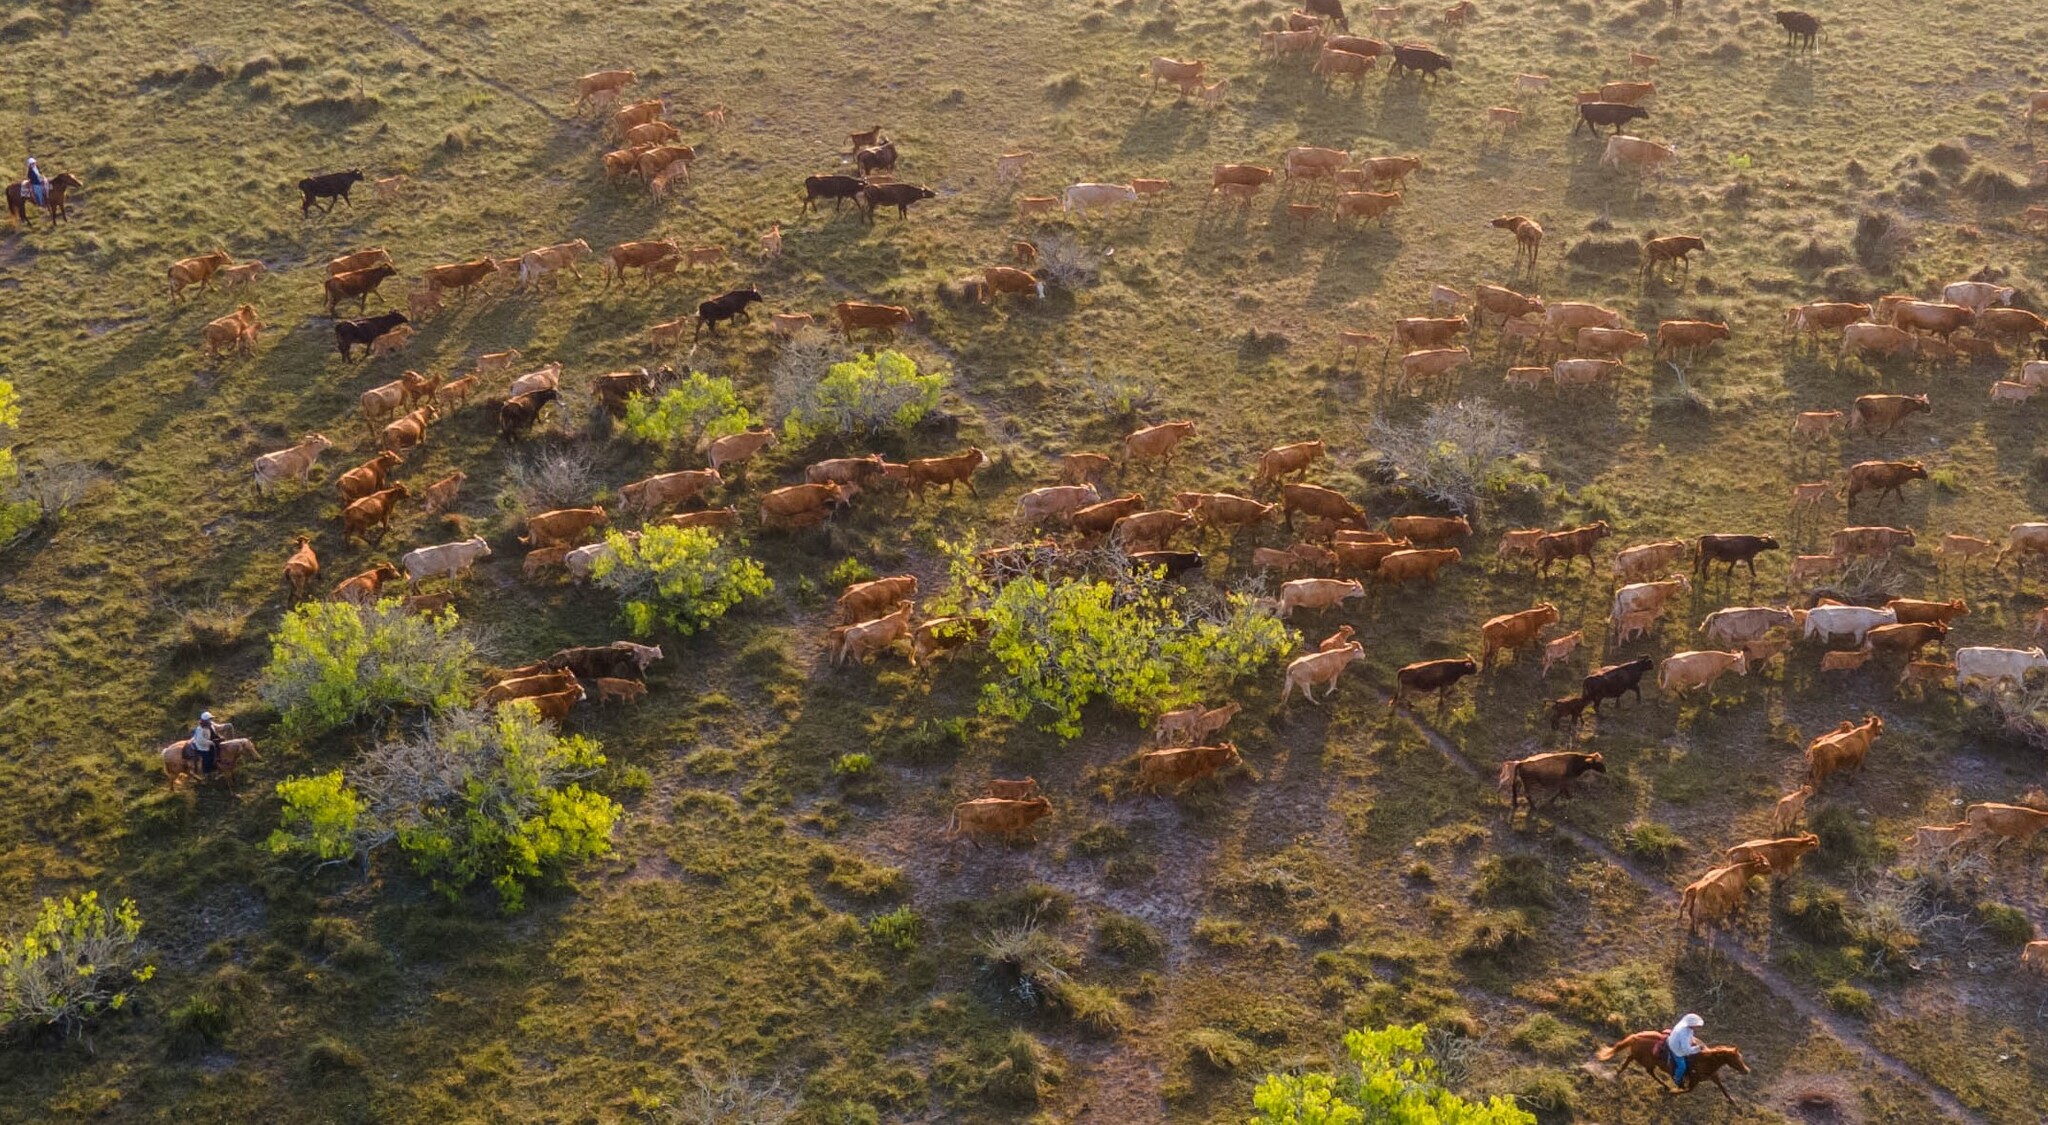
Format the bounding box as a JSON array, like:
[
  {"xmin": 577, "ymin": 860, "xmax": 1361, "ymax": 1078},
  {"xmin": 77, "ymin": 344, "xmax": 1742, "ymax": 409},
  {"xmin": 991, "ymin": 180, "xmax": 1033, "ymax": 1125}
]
[
  {"xmin": 400, "ymin": 537, "xmax": 493, "ymax": 591},
  {"xmin": 1940, "ymin": 281, "xmax": 2014, "ymax": 314},
  {"xmin": 1797, "ymin": 604, "xmax": 1895, "ymax": 644},
  {"xmin": 1954, "ymin": 646, "xmax": 2048, "ymax": 691},
  {"xmin": 1062, "ymin": 182, "xmax": 1139, "ymax": 215}
]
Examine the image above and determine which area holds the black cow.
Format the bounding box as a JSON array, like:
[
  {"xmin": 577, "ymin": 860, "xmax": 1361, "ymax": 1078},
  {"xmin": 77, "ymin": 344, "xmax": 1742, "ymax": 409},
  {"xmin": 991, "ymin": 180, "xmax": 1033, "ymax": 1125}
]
[
  {"xmin": 499, "ymin": 388, "xmax": 560, "ymax": 441},
  {"xmin": 1389, "ymin": 44, "xmax": 1452, "ymax": 82},
  {"xmin": 1500, "ymin": 751, "xmax": 1606, "ymax": 812},
  {"xmin": 800, "ymin": 174, "xmax": 869, "ymax": 214},
  {"xmin": 695, "ymin": 288, "xmax": 765, "ymax": 339},
  {"xmin": 1547, "ymin": 694, "xmax": 1594, "ymax": 731},
  {"xmin": 299, "ymin": 169, "xmax": 364, "ymax": 216},
  {"xmin": 334, "ymin": 311, "xmax": 407, "ymax": 361},
  {"xmin": 1303, "ymin": 0, "xmax": 1349, "ymax": 30},
  {"xmin": 1129, "ymin": 550, "xmax": 1204, "ymax": 580},
  {"xmin": 1574, "ymin": 101, "xmax": 1650, "ymax": 137},
  {"xmin": 1695, "ymin": 534, "xmax": 1780, "ymax": 579},
  {"xmin": 1774, "ymin": 10, "xmax": 1819, "ymax": 52},
  {"xmin": 1580, "ymin": 656, "xmax": 1654, "ymax": 713},
  {"xmin": 1394, "ymin": 656, "xmax": 1478, "ymax": 710},
  {"xmin": 855, "ymin": 141, "xmax": 898, "ymax": 177},
  {"xmin": 860, "ymin": 183, "xmax": 937, "ymax": 223}
]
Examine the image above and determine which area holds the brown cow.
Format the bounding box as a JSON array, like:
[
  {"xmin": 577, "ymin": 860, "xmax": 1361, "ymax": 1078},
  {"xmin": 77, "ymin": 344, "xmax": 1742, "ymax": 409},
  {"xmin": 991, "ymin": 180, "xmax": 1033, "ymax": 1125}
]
[
  {"xmin": 379, "ymin": 405, "xmax": 436, "ymax": 456},
  {"xmin": 1680, "ymin": 858, "xmax": 1772, "ymax": 934},
  {"xmin": 324, "ymin": 264, "xmax": 398, "ymax": 315},
  {"xmin": 706, "ymin": 428, "xmax": 777, "ymax": 473},
  {"xmin": 1376, "ymin": 548, "xmax": 1461, "ymax": 587},
  {"xmin": 167, "ymin": 248, "xmax": 233, "ymax": 300},
  {"xmin": 1387, "ymin": 515, "xmax": 1470, "ymax": 545},
  {"xmin": 331, "ymin": 563, "xmax": 402, "ymax": 605},
  {"xmin": 336, "ymin": 451, "xmax": 404, "ymax": 505},
  {"xmin": 760, "ymin": 482, "xmax": 845, "ymax": 528},
  {"xmin": 1844, "ymin": 460, "xmax": 1927, "ymax": 509},
  {"xmin": 620, "ymin": 470, "xmax": 721, "ymax": 515},
  {"xmin": 604, "ymin": 239, "xmax": 680, "ymax": 287},
  {"xmin": 1886, "ymin": 597, "xmax": 1967, "ymax": 626},
  {"xmin": 1474, "ymin": 283, "xmax": 1545, "ymax": 324},
  {"xmin": 341, "ymin": 485, "xmax": 408, "ymax": 544},
  {"xmin": 1254, "ymin": 440, "xmax": 1327, "ymax": 486},
  {"xmin": 1892, "ymin": 300, "xmax": 1975, "ymax": 340},
  {"xmin": 422, "ymin": 471, "xmax": 466, "ymax": 516},
  {"xmin": 1280, "ymin": 483, "xmax": 1366, "ymax": 528},
  {"xmin": 1499, "ymin": 751, "xmax": 1605, "ymax": 812},
  {"xmin": 1137, "ymin": 743, "xmax": 1241, "ymax": 793},
  {"xmin": 905, "ymin": 449, "xmax": 987, "ymax": 500},
  {"xmin": 984, "ymin": 777, "xmax": 1040, "ymax": 801},
  {"xmin": 1864, "ymin": 622, "xmax": 1948, "ymax": 657},
  {"xmin": 1535, "ymin": 521, "xmax": 1612, "ymax": 577},
  {"xmin": 1655, "ymin": 319, "xmax": 1731, "ymax": 360},
  {"xmin": 421, "ymin": 258, "xmax": 497, "ymax": 300},
  {"xmin": 946, "ymin": 796, "xmax": 1054, "ymax": 846},
  {"xmin": 838, "ymin": 575, "xmax": 918, "ymax": 624},
  {"xmin": 477, "ymin": 671, "xmax": 581, "ymax": 707},
  {"xmin": 521, "ymin": 506, "xmax": 610, "ymax": 548},
  {"xmin": 283, "ymin": 536, "xmax": 319, "ymax": 601},
  {"xmin": 1805, "ymin": 715, "xmax": 1883, "ymax": 788},
  {"xmin": 829, "ymin": 602, "xmax": 914, "ymax": 667},
  {"xmin": 1480, "ymin": 603, "xmax": 1559, "ymax": 669},
  {"xmin": 1125, "ymin": 421, "xmax": 1197, "ymax": 466},
  {"xmin": 1072, "ymin": 494, "xmax": 1146, "ymax": 538},
  {"xmin": 833, "ymin": 301, "xmax": 914, "ymax": 340}
]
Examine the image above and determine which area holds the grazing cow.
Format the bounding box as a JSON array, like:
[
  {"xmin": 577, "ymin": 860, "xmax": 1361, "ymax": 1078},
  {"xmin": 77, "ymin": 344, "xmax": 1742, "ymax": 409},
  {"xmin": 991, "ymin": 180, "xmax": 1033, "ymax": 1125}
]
[
  {"xmin": 1775, "ymin": 9, "xmax": 1820, "ymax": 51},
  {"xmin": 981, "ymin": 266, "xmax": 1044, "ymax": 303},
  {"xmin": 332, "ymin": 563, "xmax": 402, "ymax": 605},
  {"xmin": 1480, "ymin": 603, "xmax": 1559, "ymax": 669},
  {"xmin": 1395, "ymin": 657, "xmax": 1479, "ymax": 709},
  {"xmin": 832, "ymin": 301, "xmax": 913, "ymax": 341},
  {"xmin": 1578, "ymin": 326, "xmax": 1649, "ymax": 361},
  {"xmin": 1964, "ymin": 803, "xmax": 2048, "ymax": 849},
  {"xmin": 761, "ymin": 482, "xmax": 846, "ymax": 530},
  {"xmin": 946, "ymin": 796, "xmax": 1054, "ymax": 847},
  {"xmin": 1954, "ymin": 646, "xmax": 2048, "ymax": 691},
  {"xmin": 522, "ymin": 507, "xmax": 610, "ymax": 549},
  {"xmin": 1600, "ymin": 134, "xmax": 1675, "ymax": 172},
  {"xmin": 1695, "ymin": 534, "xmax": 1779, "ymax": 579},
  {"xmin": 1864, "ymin": 622, "xmax": 1948, "ymax": 657},
  {"xmin": 400, "ymin": 537, "xmax": 492, "ymax": 591},
  {"xmin": 1490, "ymin": 215, "xmax": 1542, "ymax": 268},
  {"xmin": 1334, "ymin": 190, "xmax": 1403, "ymax": 226},
  {"xmin": 1499, "ymin": 752, "xmax": 1605, "ymax": 813},
  {"xmin": 706, "ymin": 428, "xmax": 776, "ymax": 473},
  {"xmin": 334, "ymin": 311, "xmax": 408, "ymax": 362},
  {"xmin": 1137, "ymin": 742, "xmax": 1241, "ymax": 795},
  {"xmin": 1829, "ymin": 525, "xmax": 1914, "ymax": 560},
  {"xmin": 1680, "ymin": 859, "xmax": 1772, "ymax": 935},
  {"xmin": 253, "ymin": 434, "xmax": 334, "ymax": 495},
  {"xmin": 1281, "ymin": 643, "xmax": 1366, "ymax": 704},
  {"xmin": 1805, "ymin": 715, "xmax": 1883, "ymax": 788},
  {"xmin": 1700, "ymin": 606, "xmax": 1796, "ymax": 647},
  {"xmin": 499, "ymin": 388, "xmax": 559, "ymax": 440},
  {"xmin": 1655, "ymin": 320, "xmax": 1730, "ymax": 360},
  {"xmin": 1612, "ymin": 539, "xmax": 1686, "ymax": 584},
  {"xmin": 860, "ymin": 182, "xmax": 937, "ymax": 222},
  {"xmin": 167, "ymin": 248, "xmax": 234, "ymax": 300},
  {"xmin": 518, "ymin": 240, "xmax": 593, "ymax": 290},
  {"xmin": 1657, "ymin": 650, "xmax": 1748, "ymax": 697},
  {"xmin": 1063, "ymin": 182, "xmax": 1140, "ymax": 216},
  {"xmin": 1844, "ymin": 460, "xmax": 1927, "ymax": 509},
  {"xmin": 1798, "ymin": 603, "xmax": 1895, "ymax": 644},
  {"xmin": 1535, "ymin": 521, "xmax": 1613, "ymax": 577},
  {"xmin": 1122, "ymin": 421, "xmax": 1195, "ymax": 467},
  {"xmin": 283, "ymin": 536, "xmax": 319, "ymax": 601},
  {"xmin": 1540, "ymin": 630, "xmax": 1582, "ymax": 676},
  {"xmin": 1278, "ymin": 578, "xmax": 1366, "ymax": 618},
  {"xmin": 830, "ymin": 602, "xmax": 914, "ymax": 667},
  {"xmin": 1581, "ymin": 656, "xmax": 1655, "ymax": 712},
  {"xmin": 1575, "ymin": 101, "xmax": 1650, "ymax": 136},
  {"xmin": 299, "ymin": 169, "xmax": 364, "ymax": 215},
  {"xmin": 1388, "ymin": 43, "xmax": 1452, "ymax": 81}
]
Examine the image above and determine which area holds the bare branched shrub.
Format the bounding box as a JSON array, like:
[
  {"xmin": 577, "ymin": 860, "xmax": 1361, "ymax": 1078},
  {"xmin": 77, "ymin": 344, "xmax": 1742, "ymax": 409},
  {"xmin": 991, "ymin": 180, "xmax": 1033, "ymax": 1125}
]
[
  {"xmin": 1852, "ymin": 210, "xmax": 1913, "ymax": 272},
  {"xmin": 1063, "ymin": 355, "xmax": 1157, "ymax": 421},
  {"xmin": 8, "ymin": 453, "xmax": 101, "ymax": 525},
  {"xmin": 1853, "ymin": 877, "xmax": 1956, "ymax": 977},
  {"xmin": 1367, "ymin": 401, "xmax": 1528, "ymax": 515},
  {"xmin": 1034, "ymin": 233, "xmax": 1101, "ymax": 290},
  {"xmin": 499, "ymin": 447, "xmax": 598, "ymax": 514},
  {"xmin": 664, "ymin": 1066, "xmax": 795, "ymax": 1125},
  {"xmin": 1812, "ymin": 557, "xmax": 1904, "ymax": 603},
  {"xmin": 767, "ymin": 326, "xmax": 851, "ymax": 424},
  {"xmin": 1985, "ymin": 679, "xmax": 2048, "ymax": 751}
]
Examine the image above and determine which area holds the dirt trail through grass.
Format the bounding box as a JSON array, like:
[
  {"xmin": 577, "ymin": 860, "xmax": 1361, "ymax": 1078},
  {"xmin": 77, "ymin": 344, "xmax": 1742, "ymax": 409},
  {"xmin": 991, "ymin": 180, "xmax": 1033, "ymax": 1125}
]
[
  {"xmin": 327, "ymin": 0, "xmax": 564, "ymax": 124},
  {"xmin": 1389, "ymin": 698, "xmax": 1989, "ymax": 1125}
]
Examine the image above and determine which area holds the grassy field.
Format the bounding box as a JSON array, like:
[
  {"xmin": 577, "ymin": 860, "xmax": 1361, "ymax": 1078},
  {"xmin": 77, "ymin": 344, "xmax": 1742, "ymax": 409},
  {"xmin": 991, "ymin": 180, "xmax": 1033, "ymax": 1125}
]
[{"xmin": 3, "ymin": 0, "xmax": 2048, "ymax": 1120}]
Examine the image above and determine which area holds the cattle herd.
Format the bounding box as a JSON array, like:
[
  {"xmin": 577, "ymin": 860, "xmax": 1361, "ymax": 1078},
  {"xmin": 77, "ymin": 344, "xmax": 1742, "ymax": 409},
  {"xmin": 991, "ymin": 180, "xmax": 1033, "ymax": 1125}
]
[{"xmin": 136, "ymin": 0, "xmax": 2048, "ymax": 1034}]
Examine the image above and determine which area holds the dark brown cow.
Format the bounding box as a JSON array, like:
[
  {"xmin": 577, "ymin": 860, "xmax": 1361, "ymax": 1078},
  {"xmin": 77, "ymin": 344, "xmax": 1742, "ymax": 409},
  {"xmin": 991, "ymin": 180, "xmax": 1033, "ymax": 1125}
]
[
  {"xmin": 1844, "ymin": 460, "xmax": 1927, "ymax": 509},
  {"xmin": 1695, "ymin": 534, "xmax": 1779, "ymax": 579},
  {"xmin": 324, "ymin": 264, "xmax": 397, "ymax": 315},
  {"xmin": 1499, "ymin": 751, "xmax": 1606, "ymax": 812},
  {"xmin": 1534, "ymin": 521, "xmax": 1612, "ymax": 577},
  {"xmin": 1394, "ymin": 656, "xmax": 1478, "ymax": 710}
]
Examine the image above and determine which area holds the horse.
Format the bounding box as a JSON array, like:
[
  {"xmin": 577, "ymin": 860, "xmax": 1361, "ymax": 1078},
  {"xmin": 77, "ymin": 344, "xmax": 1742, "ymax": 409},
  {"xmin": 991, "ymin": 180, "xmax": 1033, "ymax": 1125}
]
[
  {"xmin": 159, "ymin": 723, "xmax": 261, "ymax": 786},
  {"xmin": 7, "ymin": 171, "xmax": 81, "ymax": 226},
  {"xmin": 1595, "ymin": 1032, "xmax": 1750, "ymax": 1104}
]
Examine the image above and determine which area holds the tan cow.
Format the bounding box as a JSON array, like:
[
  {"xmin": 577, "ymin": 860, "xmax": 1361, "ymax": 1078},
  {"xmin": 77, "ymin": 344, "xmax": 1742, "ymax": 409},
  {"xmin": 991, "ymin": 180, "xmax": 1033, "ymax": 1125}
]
[
  {"xmin": 706, "ymin": 428, "xmax": 776, "ymax": 473},
  {"xmin": 283, "ymin": 536, "xmax": 319, "ymax": 601},
  {"xmin": 1125, "ymin": 420, "xmax": 1197, "ymax": 466},
  {"xmin": 837, "ymin": 576, "xmax": 918, "ymax": 624},
  {"xmin": 760, "ymin": 482, "xmax": 844, "ymax": 529},
  {"xmin": 1145, "ymin": 56, "xmax": 1206, "ymax": 95},
  {"xmin": 1600, "ymin": 135, "xmax": 1675, "ymax": 173},
  {"xmin": 1254, "ymin": 440, "xmax": 1326, "ymax": 486},
  {"xmin": 620, "ymin": 471, "xmax": 721, "ymax": 515},
  {"xmin": 1280, "ymin": 642, "xmax": 1366, "ymax": 704},
  {"xmin": 201, "ymin": 304, "xmax": 260, "ymax": 359},
  {"xmin": 1611, "ymin": 539, "xmax": 1687, "ymax": 584},
  {"xmin": 946, "ymin": 796, "xmax": 1054, "ymax": 845},
  {"xmin": 1657, "ymin": 650, "xmax": 1748, "ymax": 696},
  {"xmin": 1679, "ymin": 858, "xmax": 1771, "ymax": 934},
  {"xmin": 829, "ymin": 602, "xmax": 914, "ymax": 667},
  {"xmin": 1137, "ymin": 743, "xmax": 1241, "ymax": 792},
  {"xmin": 1277, "ymin": 577, "xmax": 1365, "ymax": 617},
  {"xmin": 1397, "ymin": 346, "xmax": 1472, "ymax": 392},
  {"xmin": 1964, "ymin": 803, "xmax": 2048, "ymax": 850},
  {"xmin": 1540, "ymin": 630, "xmax": 1582, "ymax": 677},
  {"xmin": 1771, "ymin": 785, "xmax": 1812, "ymax": 836},
  {"xmin": 1787, "ymin": 302, "xmax": 1870, "ymax": 336},
  {"xmin": 1153, "ymin": 702, "xmax": 1242, "ymax": 745},
  {"xmin": 1376, "ymin": 548, "xmax": 1460, "ymax": 587},
  {"xmin": 1656, "ymin": 320, "xmax": 1731, "ymax": 360},
  {"xmin": 1724, "ymin": 834, "xmax": 1819, "ymax": 880},
  {"xmin": 167, "ymin": 248, "xmax": 233, "ymax": 300},
  {"xmin": 1611, "ymin": 575, "xmax": 1689, "ymax": 626},
  {"xmin": 1480, "ymin": 603, "xmax": 1559, "ymax": 669},
  {"xmin": 1578, "ymin": 326, "xmax": 1649, "ymax": 361},
  {"xmin": 253, "ymin": 434, "xmax": 334, "ymax": 495},
  {"xmin": 518, "ymin": 240, "xmax": 594, "ymax": 290},
  {"xmin": 521, "ymin": 506, "xmax": 609, "ymax": 548},
  {"xmin": 1805, "ymin": 715, "xmax": 1883, "ymax": 788}
]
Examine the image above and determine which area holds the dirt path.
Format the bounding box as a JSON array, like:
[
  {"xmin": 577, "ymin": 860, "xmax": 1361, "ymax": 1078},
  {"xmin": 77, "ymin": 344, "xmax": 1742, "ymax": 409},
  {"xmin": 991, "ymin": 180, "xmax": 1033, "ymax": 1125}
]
[
  {"xmin": 1388, "ymin": 699, "xmax": 1990, "ymax": 1125},
  {"xmin": 328, "ymin": 0, "xmax": 567, "ymax": 124}
]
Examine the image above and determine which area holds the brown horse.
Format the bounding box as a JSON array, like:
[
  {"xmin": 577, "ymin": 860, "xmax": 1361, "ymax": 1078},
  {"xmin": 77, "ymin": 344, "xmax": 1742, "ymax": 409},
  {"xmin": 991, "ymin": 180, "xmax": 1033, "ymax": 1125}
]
[
  {"xmin": 7, "ymin": 171, "xmax": 81, "ymax": 226},
  {"xmin": 1595, "ymin": 1032, "xmax": 1751, "ymax": 1103},
  {"xmin": 160, "ymin": 724, "xmax": 261, "ymax": 785}
]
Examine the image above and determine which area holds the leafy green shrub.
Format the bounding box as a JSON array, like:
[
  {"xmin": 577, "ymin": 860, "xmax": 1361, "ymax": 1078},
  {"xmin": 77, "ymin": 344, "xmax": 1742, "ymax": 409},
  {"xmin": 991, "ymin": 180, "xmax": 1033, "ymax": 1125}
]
[
  {"xmin": 1095, "ymin": 911, "xmax": 1164, "ymax": 963},
  {"xmin": 827, "ymin": 557, "xmax": 877, "ymax": 586},
  {"xmin": 620, "ymin": 371, "xmax": 754, "ymax": 446},
  {"xmin": 0, "ymin": 892, "xmax": 154, "ymax": 1037},
  {"xmin": 1823, "ymin": 983, "xmax": 1874, "ymax": 1017},
  {"xmin": 864, "ymin": 907, "xmax": 922, "ymax": 954},
  {"xmin": 259, "ymin": 600, "xmax": 474, "ymax": 738},
  {"xmin": 781, "ymin": 349, "xmax": 946, "ymax": 441},
  {"xmin": 833, "ymin": 752, "xmax": 875, "ymax": 776},
  {"xmin": 1976, "ymin": 901, "xmax": 2035, "ymax": 945},
  {"xmin": 952, "ymin": 549, "xmax": 1293, "ymax": 737},
  {"xmin": 167, "ymin": 994, "xmax": 233, "ymax": 1056},
  {"xmin": 268, "ymin": 707, "xmax": 620, "ymax": 911},
  {"xmin": 1620, "ymin": 821, "xmax": 1687, "ymax": 867},
  {"xmin": 1812, "ymin": 805, "xmax": 1889, "ymax": 870},
  {"xmin": 590, "ymin": 525, "xmax": 773, "ymax": 637},
  {"xmin": 0, "ymin": 378, "xmax": 34, "ymax": 543},
  {"xmin": 1472, "ymin": 855, "xmax": 1555, "ymax": 909},
  {"xmin": 1250, "ymin": 1023, "xmax": 1536, "ymax": 1124}
]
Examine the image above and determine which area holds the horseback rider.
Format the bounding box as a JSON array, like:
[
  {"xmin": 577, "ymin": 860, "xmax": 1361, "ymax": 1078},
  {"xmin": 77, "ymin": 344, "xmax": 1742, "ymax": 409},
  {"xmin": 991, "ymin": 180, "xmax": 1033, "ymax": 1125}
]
[
  {"xmin": 24, "ymin": 156, "xmax": 45, "ymax": 207},
  {"xmin": 1664, "ymin": 1012, "xmax": 1705, "ymax": 1089},
  {"xmin": 190, "ymin": 711, "xmax": 223, "ymax": 775}
]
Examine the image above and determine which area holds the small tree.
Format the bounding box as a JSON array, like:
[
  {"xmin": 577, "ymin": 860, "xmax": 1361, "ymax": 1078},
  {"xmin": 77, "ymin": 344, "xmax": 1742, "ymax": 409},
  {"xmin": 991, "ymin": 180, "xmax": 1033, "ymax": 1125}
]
[
  {"xmin": 780, "ymin": 349, "xmax": 947, "ymax": 442},
  {"xmin": 260, "ymin": 600, "xmax": 475, "ymax": 738},
  {"xmin": 268, "ymin": 707, "xmax": 621, "ymax": 911},
  {"xmin": 589, "ymin": 525, "xmax": 773, "ymax": 637},
  {"xmin": 0, "ymin": 892, "xmax": 155, "ymax": 1038},
  {"xmin": 1250, "ymin": 1023, "xmax": 1535, "ymax": 1125},
  {"xmin": 1367, "ymin": 401, "xmax": 1528, "ymax": 516},
  {"xmin": 622, "ymin": 372, "xmax": 756, "ymax": 448}
]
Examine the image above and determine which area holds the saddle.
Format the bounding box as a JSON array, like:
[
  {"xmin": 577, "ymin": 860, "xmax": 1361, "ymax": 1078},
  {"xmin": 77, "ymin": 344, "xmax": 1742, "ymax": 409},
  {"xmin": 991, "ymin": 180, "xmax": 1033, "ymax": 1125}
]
[{"xmin": 18, "ymin": 179, "xmax": 44, "ymax": 205}]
